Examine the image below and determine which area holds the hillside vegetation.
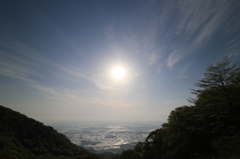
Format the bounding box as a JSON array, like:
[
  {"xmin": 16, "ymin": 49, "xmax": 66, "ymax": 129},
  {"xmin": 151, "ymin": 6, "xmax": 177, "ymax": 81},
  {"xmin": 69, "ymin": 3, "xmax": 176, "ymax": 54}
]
[
  {"xmin": 114, "ymin": 59, "xmax": 240, "ymax": 159},
  {"xmin": 0, "ymin": 106, "xmax": 101, "ymax": 159}
]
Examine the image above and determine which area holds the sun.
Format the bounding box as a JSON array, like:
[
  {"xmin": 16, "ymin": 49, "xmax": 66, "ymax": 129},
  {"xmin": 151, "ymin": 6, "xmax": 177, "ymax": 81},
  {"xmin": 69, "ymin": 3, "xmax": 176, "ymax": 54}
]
[{"xmin": 112, "ymin": 66, "xmax": 126, "ymax": 79}]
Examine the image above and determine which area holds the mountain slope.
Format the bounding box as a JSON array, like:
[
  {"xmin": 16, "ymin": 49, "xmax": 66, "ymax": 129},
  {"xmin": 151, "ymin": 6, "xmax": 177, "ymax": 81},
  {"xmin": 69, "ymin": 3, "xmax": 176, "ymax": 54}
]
[{"xmin": 0, "ymin": 105, "xmax": 101, "ymax": 159}]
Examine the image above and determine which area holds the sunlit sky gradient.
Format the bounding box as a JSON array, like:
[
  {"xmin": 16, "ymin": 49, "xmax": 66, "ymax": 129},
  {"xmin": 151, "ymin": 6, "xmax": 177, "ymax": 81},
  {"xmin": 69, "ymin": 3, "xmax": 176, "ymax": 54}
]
[{"xmin": 1, "ymin": 0, "xmax": 240, "ymax": 123}]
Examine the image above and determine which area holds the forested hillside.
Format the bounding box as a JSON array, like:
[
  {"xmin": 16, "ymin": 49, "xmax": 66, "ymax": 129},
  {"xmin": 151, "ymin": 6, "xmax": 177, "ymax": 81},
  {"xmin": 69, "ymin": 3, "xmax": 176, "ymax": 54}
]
[
  {"xmin": 114, "ymin": 59, "xmax": 240, "ymax": 159},
  {"xmin": 0, "ymin": 106, "xmax": 101, "ymax": 159}
]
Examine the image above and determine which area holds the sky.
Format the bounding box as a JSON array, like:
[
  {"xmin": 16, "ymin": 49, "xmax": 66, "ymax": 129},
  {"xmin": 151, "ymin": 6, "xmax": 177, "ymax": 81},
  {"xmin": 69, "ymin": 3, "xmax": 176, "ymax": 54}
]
[{"xmin": 1, "ymin": 0, "xmax": 240, "ymax": 123}]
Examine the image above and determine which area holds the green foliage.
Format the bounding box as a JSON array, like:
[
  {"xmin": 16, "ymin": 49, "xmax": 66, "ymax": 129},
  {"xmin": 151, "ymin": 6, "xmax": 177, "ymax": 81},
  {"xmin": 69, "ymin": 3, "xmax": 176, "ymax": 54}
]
[
  {"xmin": 0, "ymin": 106, "xmax": 101, "ymax": 159},
  {"xmin": 192, "ymin": 58, "xmax": 240, "ymax": 107},
  {"xmin": 119, "ymin": 150, "xmax": 140, "ymax": 159},
  {"xmin": 116, "ymin": 59, "xmax": 240, "ymax": 159}
]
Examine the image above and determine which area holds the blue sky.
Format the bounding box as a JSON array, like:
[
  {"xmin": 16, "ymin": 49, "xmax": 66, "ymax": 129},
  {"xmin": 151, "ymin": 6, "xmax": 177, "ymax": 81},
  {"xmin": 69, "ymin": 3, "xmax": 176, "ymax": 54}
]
[{"xmin": 1, "ymin": 0, "xmax": 240, "ymax": 123}]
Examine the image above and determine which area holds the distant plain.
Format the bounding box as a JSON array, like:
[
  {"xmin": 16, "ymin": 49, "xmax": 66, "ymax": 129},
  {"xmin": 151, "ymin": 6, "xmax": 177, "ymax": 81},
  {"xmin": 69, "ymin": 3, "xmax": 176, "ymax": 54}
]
[{"xmin": 50, "ymin": 121, "xmax": 162, "ymax": 154}]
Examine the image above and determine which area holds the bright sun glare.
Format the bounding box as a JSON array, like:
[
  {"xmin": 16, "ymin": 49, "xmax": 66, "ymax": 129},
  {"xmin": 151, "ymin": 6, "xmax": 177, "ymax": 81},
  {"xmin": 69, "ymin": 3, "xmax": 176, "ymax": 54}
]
[{"xmin": 112, "ymin": 67, "xmax": 126, "ymax": 79}]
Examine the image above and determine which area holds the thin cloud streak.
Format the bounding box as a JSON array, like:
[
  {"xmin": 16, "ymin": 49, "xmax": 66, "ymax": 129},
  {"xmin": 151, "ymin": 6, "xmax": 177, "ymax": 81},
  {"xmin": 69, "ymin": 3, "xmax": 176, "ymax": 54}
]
[
  {"xmin": 0, "ymin": 33, "xmax": 142, "ymax": 112},
  {"xmin": 179, "ymin": 64, "xmax": 191, "ymax": 79},
  {"xmin": 167, "ymin": 50, "xmax": 184, "ymax": 69},
  {"xmin": 138, "ymin": 0, "xmax": 240, "ymax": 68}
]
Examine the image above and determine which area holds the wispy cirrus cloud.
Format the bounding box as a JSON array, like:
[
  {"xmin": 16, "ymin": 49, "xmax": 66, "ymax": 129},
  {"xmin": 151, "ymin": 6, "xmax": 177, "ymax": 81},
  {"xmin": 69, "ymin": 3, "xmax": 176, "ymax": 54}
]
[
  {"xmin": 179, "ymin": 63, "xmax": 191, "ymax": 79},
  {"xmin": 0, "ymin": 35, "xmax": 88, "ymax": 90},
  {"xmin": 142, "ymin": 0, "xmax": 240, "ymax": 68},
  {"xmin": 224, "ymin": 34, "xmax": 240, "ymax": 58},
  {"xmin": 167, "ymin": 50, "xmax": 184, "ymax": 69},
  {"xmin": 0, "ymin": 33, "xmax": 129, "ymax": 107},
  {"xmin": 176, "ymin": 0, "xmax": 239, "ymax": 44},
  {"xmin": 0, "ymin": 52, "xmax": 41, "ymax": 86},
  {"xmin": 147, "ymin": 53, "xmax": 160, "ymax": 65}
]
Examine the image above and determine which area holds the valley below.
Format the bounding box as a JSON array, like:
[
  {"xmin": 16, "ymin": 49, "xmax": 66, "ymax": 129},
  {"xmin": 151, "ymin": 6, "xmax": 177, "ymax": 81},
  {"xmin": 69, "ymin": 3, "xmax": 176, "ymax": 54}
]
[{"xmin": 50, "ymin": 121, "xmax": 162, "ymax": 155}]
